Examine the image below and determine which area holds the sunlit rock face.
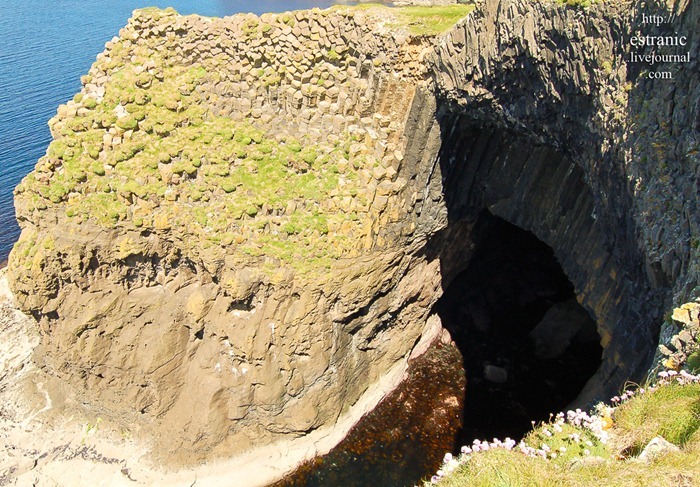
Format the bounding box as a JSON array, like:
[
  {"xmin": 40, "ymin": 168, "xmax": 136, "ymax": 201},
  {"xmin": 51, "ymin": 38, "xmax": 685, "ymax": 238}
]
[
  {"xmin": 6, "ymin": 0, "xmax": 700, "ymax": 481},
  {"xmin": 7, "ymin": 6, "xmax": 446, "ymax": 465}
]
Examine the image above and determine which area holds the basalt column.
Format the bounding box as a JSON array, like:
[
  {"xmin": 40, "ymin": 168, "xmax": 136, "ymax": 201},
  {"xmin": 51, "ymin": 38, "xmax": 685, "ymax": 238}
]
[{"xmin": 427, "ymin": 118, "xmax": 660, "ymax": 406}]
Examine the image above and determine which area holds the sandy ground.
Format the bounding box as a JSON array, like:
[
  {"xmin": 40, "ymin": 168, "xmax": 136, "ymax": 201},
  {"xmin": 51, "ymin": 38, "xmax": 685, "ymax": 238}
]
[{"xmin": 0, "ymin": 268, "xmax": 438, "ymax": 486}]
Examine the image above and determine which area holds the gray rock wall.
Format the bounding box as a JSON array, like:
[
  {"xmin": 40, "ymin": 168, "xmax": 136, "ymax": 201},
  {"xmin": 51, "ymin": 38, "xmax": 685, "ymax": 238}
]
[{"xmin": 424, "ymin": 0, "xmax": 700, "ymax": 399}]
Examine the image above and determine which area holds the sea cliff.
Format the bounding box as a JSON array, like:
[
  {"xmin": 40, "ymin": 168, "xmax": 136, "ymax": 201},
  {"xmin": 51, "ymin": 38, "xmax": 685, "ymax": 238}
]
[{"xmin": 3, "ymin": 0, "xmax": 700, "ymax": 484}]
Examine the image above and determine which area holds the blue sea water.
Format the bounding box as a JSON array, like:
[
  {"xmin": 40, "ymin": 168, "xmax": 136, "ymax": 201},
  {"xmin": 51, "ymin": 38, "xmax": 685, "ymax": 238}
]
[{"xmin": 0, "ymin": 0, "xmax": 364, "ymax": 263}]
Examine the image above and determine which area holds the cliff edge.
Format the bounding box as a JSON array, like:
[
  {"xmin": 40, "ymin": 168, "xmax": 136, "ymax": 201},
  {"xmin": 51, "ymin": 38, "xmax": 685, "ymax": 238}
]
[{"xmin": 3, "ymin": 0, "xmax": 700, "ymax": 484}]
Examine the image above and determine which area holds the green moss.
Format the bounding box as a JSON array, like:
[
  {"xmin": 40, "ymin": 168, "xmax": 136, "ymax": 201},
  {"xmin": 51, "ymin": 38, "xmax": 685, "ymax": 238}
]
[
  {"xmin": 221, "ymin": 181, "xmax": 237, "ymax": 193},
  {"xmin": 22, "ymin": 21, "xmax": 400, "ymax": 274},
  {"xmin": 280, "ymin": 13, "xmax": 295, "ymax": 26},
  {"xmin": 389, "ymin": 4, "xmax": 474, "ymax": 36},
  {"xmin": 555, "ymin": 0, "xmax": 595, "ymax": 8},
  {"xmin": 326, "ymin": 49, "xmax": 340, "ymax": 61},
  {"xmin": 301, "ymin": 149, "xmax": 318, "ymax": 165},
  {"xmin": 83, "ymin": 97, "xmax": 98, "ymax": 109},
  {"xmin": 116, "ymin": 116, "xmax": 138, "ymax": 130},
  {"xmin": 687, "ymin": 351, "xmax": 700, "ymax": 373}
]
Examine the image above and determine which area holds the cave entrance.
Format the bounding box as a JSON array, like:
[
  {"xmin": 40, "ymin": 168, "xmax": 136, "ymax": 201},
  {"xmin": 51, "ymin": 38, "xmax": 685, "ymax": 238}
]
[{"xmin": 434, "ymin": 212, "xmax": 603, "ymax": 444}]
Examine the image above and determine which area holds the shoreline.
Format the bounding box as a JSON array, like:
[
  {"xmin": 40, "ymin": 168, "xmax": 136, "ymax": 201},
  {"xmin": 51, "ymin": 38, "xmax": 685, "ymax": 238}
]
[{"xmin": 0, "ymin": 274, "xmax": 444, "ymax": 486}]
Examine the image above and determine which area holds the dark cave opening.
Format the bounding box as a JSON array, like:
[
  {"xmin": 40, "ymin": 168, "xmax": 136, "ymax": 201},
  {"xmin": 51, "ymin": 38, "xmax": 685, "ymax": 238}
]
[{"xmin": 434, "ymin": 212, "xmax": 603, "ymax": 445}]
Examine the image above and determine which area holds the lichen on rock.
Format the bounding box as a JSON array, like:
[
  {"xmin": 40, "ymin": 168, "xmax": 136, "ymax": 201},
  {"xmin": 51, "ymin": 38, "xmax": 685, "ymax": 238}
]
[
  {"xmin": 6, "ymin": 3, "xmax": 459, "ymax": 470},
  {"xmin": 6, "ymin": 0, "xmax": 700, "ymax": 483}
]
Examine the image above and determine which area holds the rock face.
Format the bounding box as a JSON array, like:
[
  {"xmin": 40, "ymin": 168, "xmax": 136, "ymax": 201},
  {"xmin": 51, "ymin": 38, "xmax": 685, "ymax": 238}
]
[
  {"xmin": 5, "ymin": 0, "xmax": 700, "ymax": 480},
  {"xmin": 7, "ymin": 6, "xmax": 445, "ymax": 466},
  {"xmin": 423, "ymin": 0, "xmax": 700, "ymax": 402},
  {"xmin": 530, "ymin": 298, "xmax": 599, "ymax": 360}
]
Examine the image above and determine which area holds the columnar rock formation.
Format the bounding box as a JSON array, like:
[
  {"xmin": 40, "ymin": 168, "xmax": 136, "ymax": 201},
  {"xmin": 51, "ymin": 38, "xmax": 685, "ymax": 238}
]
[
  {"xmin": 5, "ymin": 0, "xmax": 700, "ymax": 481},
  {"xmin": 424, "ymin": 0, "xmax": 699, "ymax": 401},
  {"xmin": 7, "ymin": 6, "xmax": 451, "ymax": 465}
]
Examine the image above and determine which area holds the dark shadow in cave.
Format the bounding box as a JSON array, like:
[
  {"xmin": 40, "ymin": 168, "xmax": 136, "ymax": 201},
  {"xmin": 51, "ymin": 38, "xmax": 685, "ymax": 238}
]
[{"xmin": 433, "ymin": 211, "xmax": 603, "ymax": 445}]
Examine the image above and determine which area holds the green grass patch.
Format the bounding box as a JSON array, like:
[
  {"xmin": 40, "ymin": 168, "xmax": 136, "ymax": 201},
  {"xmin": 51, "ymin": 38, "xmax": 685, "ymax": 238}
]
[
  {"xmin": 430, "ymin": 382, "xmax": 700, "ymax": 487},
  {"xmin": 613, "ymin": 383, "xmax": 700, "ymax": 453},
  {"xmin": 329, "ymin": 3, "xmax": 473, "ymax": 36},
  {"xmin": 392, "ymin": 4, "xmax": 474, "ymax": 36}
]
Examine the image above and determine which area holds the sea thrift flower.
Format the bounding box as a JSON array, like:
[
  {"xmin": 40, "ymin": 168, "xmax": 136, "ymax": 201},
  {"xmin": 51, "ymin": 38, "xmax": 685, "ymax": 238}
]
[{"xmin": 423, "ymin": 368, "xmax": 700, "ymax": 485}]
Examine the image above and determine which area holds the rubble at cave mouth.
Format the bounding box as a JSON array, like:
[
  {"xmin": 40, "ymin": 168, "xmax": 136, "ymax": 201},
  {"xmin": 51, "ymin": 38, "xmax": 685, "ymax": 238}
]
[{"xmin": 434, "ymin": 212, "xmax": 603, "ymax": 445}]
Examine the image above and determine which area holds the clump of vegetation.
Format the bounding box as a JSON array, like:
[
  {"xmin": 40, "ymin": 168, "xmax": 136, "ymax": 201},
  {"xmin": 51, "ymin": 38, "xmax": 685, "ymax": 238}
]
[
  {"xmin": 613, "ymin": 381, "xmax": 700, "ymax": 453},
  {"xmin": 555, "ymin": 0, "xmax": 596, "ymax": 8},
  {"xmin": 14, "ymin": 21, "xmax": 399, "ymax": 273},
  {"xmin": 329, "ymin": 3, "xmax": 474, "ymax": 36},
  {"xmin": 393, "ymin": 4, "xmax": 475, "ymax": 36},
  {"xmin": 425, "ymin": 370, "xmax": 700, "ymax": 486}
]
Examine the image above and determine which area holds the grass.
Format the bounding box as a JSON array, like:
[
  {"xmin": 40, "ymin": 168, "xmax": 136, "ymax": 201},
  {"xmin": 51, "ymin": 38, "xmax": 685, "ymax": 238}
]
[
  {"xmin": 554, "ymin": 0, "xmax": 597, "ymax": 8},
  {"xmin": 392, "ymin": 5, "xmax": 475, "ymax": 36},
  {"xmin": 435, "ymin": 444, "xmax": 700, "ymax": 486},
  {"xmin": 613, "ymin": 383, "xmax": 700, "ymax": 454},
  {"xmin": 14, "ymin": 12, "xmax": 402, "ymax": 274},
  {"xmin": 427, "ymin": 378, "xmax": 700, "ymax": 487},
  {"xmin": 329, "ymin": 3, "xmax": 474, "ymax": 36}
]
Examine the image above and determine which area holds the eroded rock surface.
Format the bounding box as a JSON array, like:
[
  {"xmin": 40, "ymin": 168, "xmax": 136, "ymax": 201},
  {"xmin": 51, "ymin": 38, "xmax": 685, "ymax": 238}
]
[
  {"xmin": 4, "ymin": 0, "xmax": 700, "ymax": 482},
  {"xmin": 425, "ymin": 0, "xmax": 700, "ymax": 402},
  {"xmin": 6, "ymin": 4, "xmax": 454, "ymax": 472}
]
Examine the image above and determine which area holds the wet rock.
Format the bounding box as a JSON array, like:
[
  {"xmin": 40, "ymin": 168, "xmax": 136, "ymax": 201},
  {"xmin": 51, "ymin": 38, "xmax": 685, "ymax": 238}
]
[
  {"xmin": 529, "ymin": 298, "xmax": 597, "ymax": 360},
  {"xmin": 483, "ymin": 364, "xmax": 508, "ymax": 384}
]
